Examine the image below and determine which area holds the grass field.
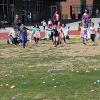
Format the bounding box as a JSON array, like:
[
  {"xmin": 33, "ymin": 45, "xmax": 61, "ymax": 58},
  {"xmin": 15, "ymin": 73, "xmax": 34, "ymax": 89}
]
[{"xmin": 0, "ymin": 39, "xmax": 100, "ymax": 100}]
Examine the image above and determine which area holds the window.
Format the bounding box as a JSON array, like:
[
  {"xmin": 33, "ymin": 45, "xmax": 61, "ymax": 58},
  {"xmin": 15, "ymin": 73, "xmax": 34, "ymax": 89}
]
[
  {"xmin": 36, "ymin": 0, "xmax": 43, "ymax": 12},
  {"xmin": 0, "ymin": 0, "xmax": 9, "ymax": 21},
  {"xmin": 0, "ymin": 0, "xmax": 8, "ymax": 4},
  {"xmin": 72, "ymin": 5, "xmax": 81, "ymax": 14},
  {"xmin": 10, "ymin": 0, "xmax": 14, "ymax": 4},
  {"xmin": 86, "ymin": 4, "xmax": 93, "ymax": 16}
]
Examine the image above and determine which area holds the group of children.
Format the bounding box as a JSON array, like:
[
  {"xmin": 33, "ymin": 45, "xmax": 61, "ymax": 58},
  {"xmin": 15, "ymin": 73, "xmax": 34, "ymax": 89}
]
[
  {"xmin": 80, "ymin": 9, "xmax": 100, "ymax": 45},
  {"xmin": 80, "ymin": 22, "xmax": 96, "ymax": 45},
  {"xmin": 44, "ymin": 21, "xmax": 69, "ymax": 47},
  {"xmin": 8, "ymin": 24, "xmax": 28, "ymax": 48},
  {"xmin": 7, "ymin": 19, "xmax": 69, "ymax": 48},
  {"xmin": 7, "ymin": 15, "xmax": 100, "ymax": 48}
]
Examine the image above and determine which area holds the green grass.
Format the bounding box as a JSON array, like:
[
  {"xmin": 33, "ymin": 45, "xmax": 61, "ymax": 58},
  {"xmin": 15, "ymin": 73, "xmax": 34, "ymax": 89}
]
[{"xmin": 0, "ymin": 40, "xmax": 100, "ymax": 100}]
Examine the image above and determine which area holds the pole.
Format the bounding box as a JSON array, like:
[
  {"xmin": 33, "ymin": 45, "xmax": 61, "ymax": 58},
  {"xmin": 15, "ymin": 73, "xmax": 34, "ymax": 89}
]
[
  {"xmin": 2, "ymin": 0, "xmax": 5, "ymax": 21},
  {"xmin": 2, "ymin": 0, "xmax": 5, "ymax": 27}
]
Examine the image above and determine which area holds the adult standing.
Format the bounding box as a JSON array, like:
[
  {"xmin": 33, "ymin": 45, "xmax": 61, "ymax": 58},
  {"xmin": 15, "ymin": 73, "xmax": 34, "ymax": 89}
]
[
  {"xmin": 52, "ymin": 11, "xmax": 60, "ymax": 25},
  {"xmin": 13, "ymin": 14, "xmax": 22, "ymax": 30},
  {"xmin": 82, "ymin": 9, "xmax": 91, "ymax": 28}
]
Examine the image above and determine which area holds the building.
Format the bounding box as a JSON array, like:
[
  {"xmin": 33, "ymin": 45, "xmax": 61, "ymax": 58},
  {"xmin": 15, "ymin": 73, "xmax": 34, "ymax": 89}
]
[
  {"xmin": 0, "ymin": 0, "xmax": 62, "ymax": 25},
  {"xmin": 0, "ymin": 0, "xmax": 99, "ymax": 25},
  {"xmin": 60, "ymin": 0, "xmax": 94, "ymax": 19}
]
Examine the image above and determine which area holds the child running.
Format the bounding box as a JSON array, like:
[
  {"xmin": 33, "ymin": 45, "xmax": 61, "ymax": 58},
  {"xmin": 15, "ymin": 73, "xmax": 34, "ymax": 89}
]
[
  {"xmin": 57, "ymin": 21, "xmax": 62, "ymax": 45},
  {"xmin": 21, "ymin": 26, "xmax": 28, "ymax": 48},
  {"xmin": 89, "ymin": 22, "xmax": 96, "ymax": 43},
  {"xmin": 45, "ymin": 25, "xmax": 52, "ymax": 42},
  {"xmin": 52, "ymin": 24, "xmax": 59, "ymax": 47},
  {"xmin": 41, "ymin": 19, "xmax": 47, "ymax": 31},
  {"xmin": 8, "ymin": 26, "xmax": 19, "ymax": 45},
  {"xmin": 81, "ymin": 23, "xmax": 87, "ymax": 45},
  {"xmin": 61, "ymin": 24, "xmax": 69, "ymax": 44},
  {"xmin": 33, "ymin": 25, "xmax": 40, "ymax": 45}
]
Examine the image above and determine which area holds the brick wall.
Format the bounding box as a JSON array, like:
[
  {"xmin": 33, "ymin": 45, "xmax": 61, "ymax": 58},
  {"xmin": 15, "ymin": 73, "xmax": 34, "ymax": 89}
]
[
  {"xmin": 86, "ymin": 0, "xmax": 93, "ymax": 5},
  {"xmin": 60, "ymin": 0, "xmax": 93, "ymax": 19}
]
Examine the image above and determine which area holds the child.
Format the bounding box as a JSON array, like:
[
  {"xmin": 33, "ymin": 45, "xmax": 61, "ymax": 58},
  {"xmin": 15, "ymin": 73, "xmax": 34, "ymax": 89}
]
[
  {"xmin": 52, "ymin": 24, "xmax": 59, "ymax": 47},
  {"xmin": 96, "ymin": 28, "xmax": 100, "ymax": 39},
  {"xmin": 21, "ymin": 27, "xmax": 27, "ymax": 48},
  {"xmin": 33, "ymin": 25, "xmax": 40, "ymax": 44},
  {"xmin": 45, "ymin": 25, "xmax": 52, "ymax": 41},
  {"xmin": 61, "ymin": 24, "xmax": 69, "ymax": 44},
  {"xmin": 57, "ymin": 21, "xmax": 62, "ymax": 45},
  {"xmin": 8, "ymin": 26, "xmax": 19, "ymax": 45},
  {"xmin": 41, "ymin": 19, "xmax": 47, "ymax": 30},
  {"xmin": 48, "ymin": 19, "xmax": 52, "ymax": 27},
  {"xmin": 89, "ymin": 22, "xmax": 96, "ymax": 42},
  {"xmin": 81, "ymin": 23, "xmax": 87, "ymax": 45},
  {"xmin": 28, "ymin": 26, "xmax": 35, "ymax": 43}
]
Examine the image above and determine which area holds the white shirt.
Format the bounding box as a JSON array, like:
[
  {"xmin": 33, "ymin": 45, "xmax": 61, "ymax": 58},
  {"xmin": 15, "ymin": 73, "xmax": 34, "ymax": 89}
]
[
  {"xmin": 9, "ymin": 29, "xmax": 17, "ymax": 38},
  {"xmin": 89, "ymin": 27, "xmax": 96, "ymax": 34},
  {"xmin": 48, "ymin": 20, "xmax": 52, "ymax": 25},
  {"xmin": 41, "ymin": 21, "xmax": 47, "ymax": 26},
  {"xmin": 61, "ymin": 26, "xmax": 69, "ymax": 36}
]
